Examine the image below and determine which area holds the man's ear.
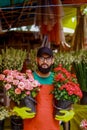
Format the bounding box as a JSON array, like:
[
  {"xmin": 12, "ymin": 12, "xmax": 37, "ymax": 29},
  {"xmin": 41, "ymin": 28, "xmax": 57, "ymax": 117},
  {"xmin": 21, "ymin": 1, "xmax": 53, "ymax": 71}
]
[
  {"xmin": 36, "ymin": 57, "xmax": 38, "ymax": 63},
  {"xmin": 52, "ymin": 58, "xmax": 54, "ymax": 64}
]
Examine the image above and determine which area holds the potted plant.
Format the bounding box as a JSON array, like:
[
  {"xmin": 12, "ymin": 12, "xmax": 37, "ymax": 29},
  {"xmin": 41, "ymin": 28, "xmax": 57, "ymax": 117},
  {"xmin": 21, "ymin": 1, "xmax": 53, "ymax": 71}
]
[
  {"xmin": 0, "ymin": 106, "xmax": 10, "ymax": 130},
  {"xmin": 0, "ymin": 69, "xmax": 41, "ymax": 130},
  {"xmin": 0, "ymin": 69, "xmax": 40, "ymax": 107},
  {"xmin": 52, "ymin": 64, "xmax": 83, "ymax": 115}
]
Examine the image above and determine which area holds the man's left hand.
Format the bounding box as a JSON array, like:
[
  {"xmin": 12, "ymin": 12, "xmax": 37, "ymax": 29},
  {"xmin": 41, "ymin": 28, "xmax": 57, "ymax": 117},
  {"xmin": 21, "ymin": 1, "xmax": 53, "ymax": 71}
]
[{"xmin": 55, "ymin": 109, "xmax": 75, "ymax": 122}]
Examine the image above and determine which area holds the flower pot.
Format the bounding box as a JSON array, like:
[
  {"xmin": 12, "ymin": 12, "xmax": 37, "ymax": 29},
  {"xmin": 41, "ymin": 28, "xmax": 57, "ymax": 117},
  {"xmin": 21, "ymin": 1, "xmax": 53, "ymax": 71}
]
[
  {"xmin": 0, "ymin": 120, "xmax": 4, "ymax": 130},
  {"xmin": 80, "ymin": 91, "xmax": 87, "ymax": 105},
  {"xmin": 54, "ymin": 99, "xmax": 72, "ymax": 115},
  {"xmin": 21, "ymin": 96, "xmax": 37, "ymax": 113},
  {"xmin": 10, "ymin": 116, "xmax": 23, "ymax": 130}
]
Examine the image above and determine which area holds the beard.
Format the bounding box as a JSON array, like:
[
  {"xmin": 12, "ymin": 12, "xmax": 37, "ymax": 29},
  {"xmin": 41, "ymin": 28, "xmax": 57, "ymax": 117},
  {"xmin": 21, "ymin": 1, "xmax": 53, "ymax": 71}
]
[{"xmin": 37, "ymin": 64, "xmax": 52, "ymax": 74}]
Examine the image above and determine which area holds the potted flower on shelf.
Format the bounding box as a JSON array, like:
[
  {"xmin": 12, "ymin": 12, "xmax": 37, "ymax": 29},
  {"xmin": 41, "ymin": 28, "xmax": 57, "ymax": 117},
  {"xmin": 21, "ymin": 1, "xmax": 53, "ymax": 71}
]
[{"xmin": 52, "ymin": 64, "xmax": 83, "ymax": 115}]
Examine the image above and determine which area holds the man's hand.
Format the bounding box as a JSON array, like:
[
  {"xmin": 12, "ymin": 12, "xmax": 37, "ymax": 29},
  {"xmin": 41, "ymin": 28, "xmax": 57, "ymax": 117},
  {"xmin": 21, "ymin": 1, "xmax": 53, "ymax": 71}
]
[
  {"xmin": 55, "ymin": 109, "xmax": 75, "ymax": 122},
  {"xmin": 13, "ymin": 107, "xmax": 36, "ymax": 119}
]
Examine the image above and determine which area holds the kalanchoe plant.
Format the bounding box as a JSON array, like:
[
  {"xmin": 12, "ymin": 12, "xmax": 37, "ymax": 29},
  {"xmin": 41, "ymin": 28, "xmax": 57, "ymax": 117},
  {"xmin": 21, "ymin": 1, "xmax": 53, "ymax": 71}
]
[
  {"xmin": 0, "ymin": 69, "xmax": 41, "ymax": 105},
  {"xmin": 52, "ymin": 64, "xmax": 83, "ymax": 103}
]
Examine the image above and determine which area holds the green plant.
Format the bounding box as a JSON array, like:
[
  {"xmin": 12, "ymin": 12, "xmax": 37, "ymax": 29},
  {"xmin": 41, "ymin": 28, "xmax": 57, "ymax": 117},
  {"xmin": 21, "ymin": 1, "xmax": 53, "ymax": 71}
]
[
  {"xmin": 52, "ymin": 65, "xmax": 83, "ymax": 103},
  {"xmin": 53, "ymin": 51, "xmax": 74, "ymax": 71},
  {"xmin": 28, "ymin": 49, "xmax": 37, "ymax": 71},
  {"xmin": 73, "ymin": 49, "xmax": 87, "ymax": 92},
  {"xmin": 0, "ymin": 47, "xmax": 27, "ymax": 72}
]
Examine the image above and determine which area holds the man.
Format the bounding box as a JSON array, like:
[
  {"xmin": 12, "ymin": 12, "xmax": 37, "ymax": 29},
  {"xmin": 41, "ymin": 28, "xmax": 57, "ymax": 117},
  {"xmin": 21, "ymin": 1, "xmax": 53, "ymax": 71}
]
[
  {"xmin": 13, "ymin": 47, "xmax": 74, "ymax": 130},
  {"xmin": 23, "ymin": 46, "xmax": 60, "ymax": 130}
]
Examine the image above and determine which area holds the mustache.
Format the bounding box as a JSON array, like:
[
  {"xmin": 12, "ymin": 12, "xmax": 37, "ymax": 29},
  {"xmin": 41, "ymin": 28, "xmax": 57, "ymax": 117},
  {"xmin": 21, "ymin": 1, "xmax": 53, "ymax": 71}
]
[{"xmin": 41, "ymin": 63, "xmax": 49, "ymax": 66}]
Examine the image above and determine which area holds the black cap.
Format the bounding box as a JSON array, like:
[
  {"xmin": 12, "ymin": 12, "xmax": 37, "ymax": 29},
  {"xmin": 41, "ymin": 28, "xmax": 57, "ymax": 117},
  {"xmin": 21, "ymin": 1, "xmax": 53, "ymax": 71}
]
[{"xmin": 37, "ymin": 47, "xmax": 53, "ymax": 57}]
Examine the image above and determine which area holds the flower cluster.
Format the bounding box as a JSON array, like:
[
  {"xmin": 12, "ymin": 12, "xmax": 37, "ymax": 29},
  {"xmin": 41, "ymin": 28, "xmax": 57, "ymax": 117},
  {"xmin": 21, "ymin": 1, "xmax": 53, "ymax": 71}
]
[
  {"xmin": 80, "ymin": 119, "xmax": 87, "ymax": 130},
  {"xmin": 0, "ymin": 69, "xmax": 40, "ymax": 105},
  {"xmin": 52, "ymin": 64, "xmax": 83, "ymax": 103},
  {"xmin": 0, "ymin": 106, "xmax": 10, "ymax": 120}
]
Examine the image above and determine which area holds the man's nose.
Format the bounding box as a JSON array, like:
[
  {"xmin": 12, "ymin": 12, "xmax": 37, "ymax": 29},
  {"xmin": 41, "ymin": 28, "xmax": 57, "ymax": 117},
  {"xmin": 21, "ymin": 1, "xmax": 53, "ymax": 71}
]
[{"xmin": 43, "ymin": 59, "xmax": 47, "ymax": 63}]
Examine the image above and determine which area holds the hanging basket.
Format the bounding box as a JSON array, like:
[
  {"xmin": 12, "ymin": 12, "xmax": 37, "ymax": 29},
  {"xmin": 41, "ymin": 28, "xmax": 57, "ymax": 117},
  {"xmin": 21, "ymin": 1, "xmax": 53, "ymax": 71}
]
[
  {"xmin": 53, "ymin": 99, "xmax": 72, "ymax": 115},
  {"xmin": 10, "ymin": 116, "xmax": 23, "ymax": 130}
]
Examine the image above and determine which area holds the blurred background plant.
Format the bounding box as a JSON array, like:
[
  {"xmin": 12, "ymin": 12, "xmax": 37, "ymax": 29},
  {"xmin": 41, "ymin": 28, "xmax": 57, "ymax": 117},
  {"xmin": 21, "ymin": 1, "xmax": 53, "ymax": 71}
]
[
  {"xmin": 0, "ymin": 47, "xmax": 27, "ymax": 73},
  {"xmin": 53, "ymin": 51, "xmax": 74, "ymax": 72},
  {"xmin": 28, "ymin": 49, "xmax": 37, "ymax": 72},
  {"xmin": 73, "ymin": 49, "xmax": 87, "ymax": 92},
  {"xmin": 0, "ymin": 106, "xmax": 10, "ymax": 120}
]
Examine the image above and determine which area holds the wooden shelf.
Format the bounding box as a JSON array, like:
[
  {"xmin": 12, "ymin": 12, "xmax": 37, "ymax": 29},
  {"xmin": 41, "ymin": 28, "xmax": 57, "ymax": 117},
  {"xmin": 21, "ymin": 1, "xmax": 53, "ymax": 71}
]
[{"xmin": 0, "ymin": 88, "xmax": 7, "ymax": 106}]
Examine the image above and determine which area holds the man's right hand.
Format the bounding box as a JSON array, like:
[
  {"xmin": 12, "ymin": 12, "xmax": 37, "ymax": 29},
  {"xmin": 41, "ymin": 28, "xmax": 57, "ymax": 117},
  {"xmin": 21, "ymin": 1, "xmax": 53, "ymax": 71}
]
[{"xmin": 13, "ymin": 107, "xmax": 36, "ymax": 119}]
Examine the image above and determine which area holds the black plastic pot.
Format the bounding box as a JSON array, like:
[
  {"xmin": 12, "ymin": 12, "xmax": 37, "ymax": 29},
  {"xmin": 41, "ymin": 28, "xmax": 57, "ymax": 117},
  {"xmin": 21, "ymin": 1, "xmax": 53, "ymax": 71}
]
[
  {"xmin": 0, "ymin": 120, "xmax": 4, "ymax": 130},
  {"xmin": 53, "ymin": 99, "xmax": 72, "ymax": 115},
  {"xmin": 10, "ymin": 116, "xmax": 23, "ymax": 130},
  {"xmin": 21, "ymin": 96, "xmax": 37, "ymax": 113},
  {"xmin": 80, "ymin": 91, "xmax": 87, "ymax": 105}
]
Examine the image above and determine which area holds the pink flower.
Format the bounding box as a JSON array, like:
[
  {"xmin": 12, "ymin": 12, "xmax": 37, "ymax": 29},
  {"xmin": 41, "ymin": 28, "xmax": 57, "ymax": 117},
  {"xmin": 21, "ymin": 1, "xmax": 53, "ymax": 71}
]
[
  {"xmin": 32, "ymin": 80, "xmax": 40, "ymax": 87},
  {"xmin": 5, "ymin": 84, "xmax": 11, "ymax": 90},
  {"xmin": 15, "ymin": 88, "xmax": 21, "ymax": 94},
  {"xmin": 13, "ymin": 80, "xmax": 19, "ymax": 86},
  {"xmin": 18, "ymin": 82, "xmax": 25, "ymax": 91},
  {"xmin": 5, "ymin": 75, "xmax": 13, "ymax": 82},
  {"xmin": 80, "ymin": 119, "xmax": 87, "ymax": 129},
  {"xmin": 24, "ymin": 85, "xmax": 33, "ymax": 91},
  {"xmin": 3, "ymin": 69, "xmax": 12, "ymax": 75},
  {"xmin": 0, "ymin": 74, "xmax": 5, "ymax": 80},
  {"xmin": 0, "ymin": 69, "xmax": 40, "ymax": 105},
  {"xmin": 26, "ymin": 91, "xmax": 30, "ymax": 95}
]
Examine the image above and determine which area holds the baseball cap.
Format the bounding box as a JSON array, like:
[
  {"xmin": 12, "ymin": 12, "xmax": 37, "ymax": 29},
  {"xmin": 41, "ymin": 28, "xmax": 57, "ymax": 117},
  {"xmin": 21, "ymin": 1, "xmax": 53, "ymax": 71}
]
[{"xmin": 37, "ymin": 47, "xmax": 53, "ymax": 57}]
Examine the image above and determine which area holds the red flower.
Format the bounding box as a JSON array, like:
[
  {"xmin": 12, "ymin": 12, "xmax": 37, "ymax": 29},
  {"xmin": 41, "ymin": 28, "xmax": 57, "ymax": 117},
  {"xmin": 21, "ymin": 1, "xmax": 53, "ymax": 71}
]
[
  {"xmin": 55, "ymin": 73, "xmax": 65, "ymax": 82},
  {"xmin": 52, "ymin": 65, "xmax": 83, "ymax": 103}
]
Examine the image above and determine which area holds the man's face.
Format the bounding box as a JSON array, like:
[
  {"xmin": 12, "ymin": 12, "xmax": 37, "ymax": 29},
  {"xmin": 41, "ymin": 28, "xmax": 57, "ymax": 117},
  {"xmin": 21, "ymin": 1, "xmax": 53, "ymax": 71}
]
[{"xmin": 36, "ymin": 54, "xmax": 54, "ymax": 74}]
